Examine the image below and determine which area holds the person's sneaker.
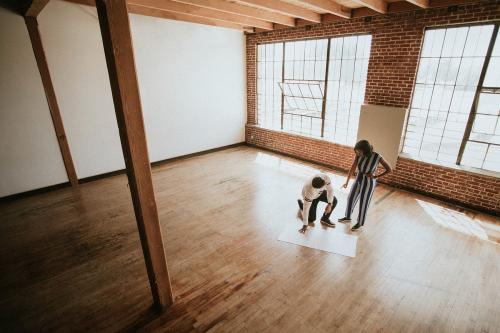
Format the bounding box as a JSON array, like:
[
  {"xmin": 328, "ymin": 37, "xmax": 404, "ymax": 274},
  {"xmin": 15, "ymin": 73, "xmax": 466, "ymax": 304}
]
[
  {"xmin": 321, "ymin": 218, "xmax": 335, "ymax": 228},
  {"xmin": 338, "ymin": 217, "xmax": 351, "ymax": 223},
  {"xmin": 351, "ymin": 223, "xmax": 362, "ymax": 231},
  {"xmin": 297, "ymin": 199, "xmax": 303, "ymax": 210}
]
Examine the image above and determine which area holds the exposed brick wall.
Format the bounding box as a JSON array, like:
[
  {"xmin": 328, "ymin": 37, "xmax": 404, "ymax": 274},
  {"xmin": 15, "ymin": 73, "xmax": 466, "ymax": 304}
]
[
  {"xmin": 245, "ymin": 0, "xmax": 500, "ymax": 214},
  {"xmin": 385, "ymin": 156, "xmax": 500, "ymax": 213}
]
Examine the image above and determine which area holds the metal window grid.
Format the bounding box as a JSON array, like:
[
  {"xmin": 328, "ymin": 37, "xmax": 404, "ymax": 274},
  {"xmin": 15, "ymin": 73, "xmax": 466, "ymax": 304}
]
[{"xmin": 403, "ymin": 23, "xmax": 500, "ymax": 173}]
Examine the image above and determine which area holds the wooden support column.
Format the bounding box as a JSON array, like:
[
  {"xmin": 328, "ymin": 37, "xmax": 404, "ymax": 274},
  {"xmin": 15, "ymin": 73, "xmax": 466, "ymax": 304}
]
[
  {"xmin": 94, "ymin": 0, "xmax": 173, "ymax": 308},
  {"xmin": 25, "ymin": 16, "xmax": 79, "ymax": 187}
]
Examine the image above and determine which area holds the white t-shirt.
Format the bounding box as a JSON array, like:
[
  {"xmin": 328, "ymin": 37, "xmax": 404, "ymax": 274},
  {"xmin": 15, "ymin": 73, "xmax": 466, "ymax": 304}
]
[{"xmin": 301, "ymin": 174, "xmax": 334, "ymax": 225}]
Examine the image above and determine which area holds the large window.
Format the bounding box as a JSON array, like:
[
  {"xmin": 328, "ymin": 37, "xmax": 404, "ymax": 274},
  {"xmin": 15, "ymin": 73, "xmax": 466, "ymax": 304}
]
[
  {"xmin": 256, "ymin": 35, "xmax": 372, "ymax": 145},
  {"xmin": 324, "ymin": 35, "xmax": 372, "ymax": 146},
  {"xmin": 402, "ymin": 24, "xmax": 500, "ymax": 173}
]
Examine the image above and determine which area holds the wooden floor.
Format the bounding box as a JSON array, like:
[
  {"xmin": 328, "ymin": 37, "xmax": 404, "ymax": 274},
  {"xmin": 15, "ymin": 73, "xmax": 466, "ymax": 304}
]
[{"xmin": 1, "ymin": 146, "xmax": 499, "ymax": 333}]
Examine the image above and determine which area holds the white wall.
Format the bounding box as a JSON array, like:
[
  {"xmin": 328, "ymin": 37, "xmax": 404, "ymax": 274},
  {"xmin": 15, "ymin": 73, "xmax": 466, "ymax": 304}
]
[
  {"xmin": 130, "ymin": 13, "xmax": 246, "ymax": 162},
  {"xmin": 0, "ymin": 0, "xmax": 246, "ymax": 197},
  {"xmin": 0, "ymin": 7, "xmax": 68, "ymax": 197},
  {"xmin": 39, "ymin": 0, "xmax": 245, "ymax": 170}
]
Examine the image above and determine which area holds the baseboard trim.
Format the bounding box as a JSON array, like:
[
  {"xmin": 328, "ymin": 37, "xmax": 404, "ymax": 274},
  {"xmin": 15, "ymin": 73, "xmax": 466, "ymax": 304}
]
[
  {"xmin": 78, "ymin": 169, "xmax": 126, "ymax": 184},
  {"xmin": 0, "ymin": 182, "xmax": 71, "ymax": 203},
  {"xmin": 151, "ymin": 142, "xmax": 245, "ymax": 168},
  {"xmin": 0, "ymin": 142, "xmax": 246, "ymax": 202}
]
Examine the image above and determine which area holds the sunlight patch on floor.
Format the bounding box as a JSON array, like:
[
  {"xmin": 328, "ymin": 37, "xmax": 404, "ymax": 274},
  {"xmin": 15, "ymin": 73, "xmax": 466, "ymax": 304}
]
[
  {"xmin": 254, "ymin": 152, "xmax": 319, "ymax": 178},
  {"xmin": 416, "ymin": 199, "xmax": 498, "ymax": 243}
]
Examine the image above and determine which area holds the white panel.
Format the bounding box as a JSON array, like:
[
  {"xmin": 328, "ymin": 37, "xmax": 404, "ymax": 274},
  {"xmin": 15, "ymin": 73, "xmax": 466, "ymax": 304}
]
[
  {"xmin": 129, "ymin": 13, "xmax": 246, "ymax": 162},
  {"xmin": 0, "ymin": 7, "xmax": 68, "ymax": 197},
  {"xmin": 357, "ymin": 104, "xmax": 408, "ymax": 167},
  {"xmin": 278, "ymin": 224, "xmax": 358, "ymax": 257}
]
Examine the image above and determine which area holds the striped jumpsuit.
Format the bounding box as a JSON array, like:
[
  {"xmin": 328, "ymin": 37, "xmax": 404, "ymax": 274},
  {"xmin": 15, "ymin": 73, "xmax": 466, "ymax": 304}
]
[{"xmin": 345, "ymin": 152, "xmax": 381, "ymax": 226}]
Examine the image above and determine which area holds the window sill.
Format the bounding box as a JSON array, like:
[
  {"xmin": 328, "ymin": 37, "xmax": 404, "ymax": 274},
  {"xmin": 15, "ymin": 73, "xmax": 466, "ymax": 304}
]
[{"xmin": 398, "ymin": 153, "xmax": 500, "ymax": 179}]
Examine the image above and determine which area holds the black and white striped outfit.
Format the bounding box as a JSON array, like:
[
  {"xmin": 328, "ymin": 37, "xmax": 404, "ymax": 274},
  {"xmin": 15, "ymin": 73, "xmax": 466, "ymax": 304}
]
[{"xmin": 345, "ymin": 152, "xmax": 381, "ymax": 226}]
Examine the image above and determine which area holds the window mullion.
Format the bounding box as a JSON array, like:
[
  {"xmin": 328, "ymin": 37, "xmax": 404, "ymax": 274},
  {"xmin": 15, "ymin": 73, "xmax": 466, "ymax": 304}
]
[
  {"xmin": 321, "ymin": 38, "xmax": 331, "ymax": 138},
  {"xmin": 280, "ymin": 42, "xmax": 285, "ymax": 130}
]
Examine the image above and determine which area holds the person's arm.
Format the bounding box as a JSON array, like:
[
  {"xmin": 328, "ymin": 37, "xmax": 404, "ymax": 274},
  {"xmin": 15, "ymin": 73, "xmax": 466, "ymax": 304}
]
[
  {"xmin": 299, "ymin": 199, "xmax": 312, "ymax": 233},
  {"xmin": 373, "ymin": 156, "xmax": 392, "ymax": 179},
  {"xmin": 342, "ymin": 155, "xmax": 359, "ymax": 188}
]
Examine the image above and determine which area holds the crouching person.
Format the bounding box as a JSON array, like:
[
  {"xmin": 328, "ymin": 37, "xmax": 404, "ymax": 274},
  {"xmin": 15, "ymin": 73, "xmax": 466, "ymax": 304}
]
[{"xmin": 298, "ymin": 174, "xmax": 338, "ymax": 233}]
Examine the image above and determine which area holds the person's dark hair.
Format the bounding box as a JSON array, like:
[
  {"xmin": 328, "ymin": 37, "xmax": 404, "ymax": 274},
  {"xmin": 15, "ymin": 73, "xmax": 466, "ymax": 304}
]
[
  {"xmin": 312, "ymin": 176, "xmax": 326, "ymax": 189},
  {"xmin": 354, "ymin": 140, "xmax": 373, "ymax": 157}
]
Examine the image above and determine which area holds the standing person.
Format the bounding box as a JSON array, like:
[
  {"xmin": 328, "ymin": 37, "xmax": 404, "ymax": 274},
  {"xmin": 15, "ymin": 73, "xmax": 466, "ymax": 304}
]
[
  {"xmin": 338, "ymin": 140, "xmax": 392, "ymax": 231},
  {"xmin": 298, "ymin": 173, "xmax": 338, "ymax": 233}
]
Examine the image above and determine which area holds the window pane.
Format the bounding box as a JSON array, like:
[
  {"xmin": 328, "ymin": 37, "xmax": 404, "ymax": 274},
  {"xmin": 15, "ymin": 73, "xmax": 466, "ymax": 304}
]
[
  {"xmin": 274, "ymin": 45, "xmax": 282, "ymax": 62},
  {"xmin": 258, "ymin": 44, "xmax": 265, "ymax": 61},
  {"xmin": 461, "ymin": 141, "xmax": 488, "ymax": 168},
  {"xmin": 483, "ymin": 56, "xmax": 500, "ymax": 87},
  {"xmin": 456, "ymin": 57, "xmax": 486, "ymax": 86},
  {"xmin": 435, "ymin": 58, "xmax": 461, "ymax": 85},
  {"xmin": 316, "ymin": 39, "xmax": 328, "ymax": 60},
  {"xmin": 416, "ymin": 58, "xmax": 439, "ymax": 84},
  {"xmin": 305, "ymin": 40, "xmax": 316, "ymax": 60},
  {"xmin": 421, "ymin": 29, "xmax": 445, "ymax": 57},
  {"xmin": 295, "ymin": 41, "xmax": 305, "ymax": 61},
  {"xmin": 483, "ymin": 145, "xmax": 500, "ymax": 172},
  {"xmin": 441, "ymin": 26, "xmax": 468, "ymax": 57},
  {"xmin": 450, "ymin": 86, "xmax": 475, "ymax": 113},
  {"xmin": 299, "ymin": 83, "xmax": 312, "ymax": 97},
  {"xmin": 304, "ymin": 61, "xmax": 315, "ymax": 80},
  {"xmin": 265, "ymin": 43, "xmax": 273, "ymax": 59},
  {"xmin": 294, "ymin": 61, "xmax": 304, "ymax": 79},
  {"xmin": 463, "ymin": 25, "xmax": 494, "ymax": 57},
  {"xmin": 472, "ymin": 114, "xmax": 497, "ymax": 134},
  {"xmin": 477, "ymin": 93, "xmax": 500, "ymax": 116},
  {"xmin": 310, "ymin": 85, "xmax": 323, "ymax": 98},
  {"xmin": 256, "ymin": 43, "xmax": 283, "ymax": 130},
  {"xmin": 492, "ymin": 31, "xmax": 500, "ymax": 57},
  {"xmin": 285, "ymin": 42, "xmax": 294, "ymax": 60}
]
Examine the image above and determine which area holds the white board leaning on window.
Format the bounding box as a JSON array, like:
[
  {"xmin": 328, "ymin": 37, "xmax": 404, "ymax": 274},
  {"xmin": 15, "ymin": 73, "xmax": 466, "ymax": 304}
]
[{"xmin": 357, "ymin": 104, "xmax": 408, "ymax": 168}]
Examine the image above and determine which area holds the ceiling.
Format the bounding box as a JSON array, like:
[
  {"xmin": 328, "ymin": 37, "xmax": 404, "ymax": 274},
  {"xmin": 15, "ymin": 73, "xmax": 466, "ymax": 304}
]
[{"xmin": 61, "ymin": 0, "xmax": 480, "ymax": 33}]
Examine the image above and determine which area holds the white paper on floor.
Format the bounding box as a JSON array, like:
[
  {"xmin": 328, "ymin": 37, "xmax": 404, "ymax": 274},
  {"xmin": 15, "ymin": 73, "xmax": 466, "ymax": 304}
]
[{"xmin": 278, "ymin": 223, "xmax": 358, "ymax": 258}]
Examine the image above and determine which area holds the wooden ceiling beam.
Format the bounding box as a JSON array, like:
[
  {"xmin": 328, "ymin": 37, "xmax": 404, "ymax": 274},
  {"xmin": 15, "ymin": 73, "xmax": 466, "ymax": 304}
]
[
  {"xmin": 320, "ymin": 13, "xmax": 348, "ymax": 24},
  {"xmin": 294, "ymin": 0, "xmax": 351, "ymax": 19},
  {"xmin": 63, "ymin": 0, "xmax": 254, "ymax": 31},
  {"xmin": 64, "ymin": 0, "xmax": 485, "ymax": 31},
  {"xmin": 405, "ymin": 0, "xmax": 429, "ymax": 7},
  {"xmin": 170, "ymin": 0, "xmax": 296, "ymax": 26},
  {"xmin": 351, "ymin": 0, "xmax": 387, "ymax": 13},
  {"xmin": 235, "ymin": 0, "xmax": 322, "ymax": 23},
  {"xmin": 130, "ymin": 4, "xmax": 254, "ymax": 31},
  {"xmin": 130, "ymin": 0, "xmax": 273, "ymax": 29}
]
